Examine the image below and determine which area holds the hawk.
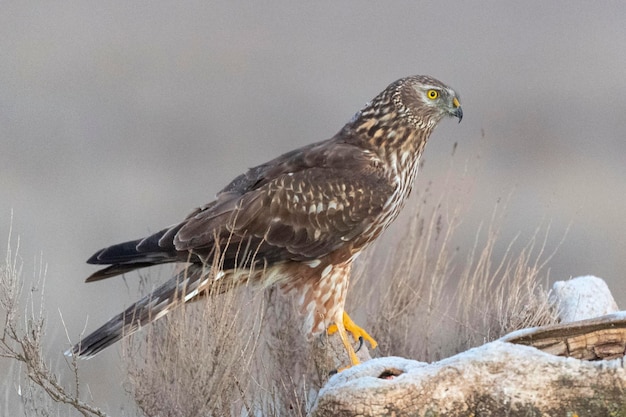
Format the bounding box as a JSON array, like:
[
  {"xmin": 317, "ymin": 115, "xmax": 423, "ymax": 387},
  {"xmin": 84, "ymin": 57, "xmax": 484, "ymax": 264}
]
[{"xmin": 68, "ymin": 75, "xmax": 462, "ymax": 367}]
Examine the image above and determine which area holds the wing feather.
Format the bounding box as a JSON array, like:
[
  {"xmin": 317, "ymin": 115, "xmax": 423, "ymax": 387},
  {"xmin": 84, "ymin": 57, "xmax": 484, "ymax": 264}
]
[{"xmin": 175, "ymin": 164, "xmax": 394, "ymax": 263}]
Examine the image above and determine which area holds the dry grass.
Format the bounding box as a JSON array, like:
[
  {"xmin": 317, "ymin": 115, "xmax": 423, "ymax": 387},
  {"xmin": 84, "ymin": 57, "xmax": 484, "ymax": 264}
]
[
  {"xmin": 123, "ymin": 265, "xmax": 323, "ymax": 416},
  {"xmin": 454, "ymin": 219, "xmax": 561, "ymax": 351},
  {"xmin": 124, "ymin": 280, "xmax": 264, "ymax": 416},
  {"xmin": 1, "ymin": 160, "xmax": 563, "ymax": 416},
  {"xmin": 0, "ymin": 218, "xmax": 109, "ymax": 417},
  {"xmin": 358, "ymin": 190, "xmax": 560, "ymax": 363}
]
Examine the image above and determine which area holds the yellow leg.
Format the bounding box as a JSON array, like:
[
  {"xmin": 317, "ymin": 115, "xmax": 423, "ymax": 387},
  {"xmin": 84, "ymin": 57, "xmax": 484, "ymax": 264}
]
[
  {"xmin": 331, "ymin": 317, "xmax": 361, "ymax": 366},
  {"xmin": 328, "ymin": 311, "xmax": 378, "ymax": 351}
]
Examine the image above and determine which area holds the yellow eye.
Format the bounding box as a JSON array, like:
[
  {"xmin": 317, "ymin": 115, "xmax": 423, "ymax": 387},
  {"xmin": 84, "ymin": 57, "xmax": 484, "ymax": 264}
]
[{"xmin": 427, "ymin": 89, "xmax": 439, "ymax": 100}]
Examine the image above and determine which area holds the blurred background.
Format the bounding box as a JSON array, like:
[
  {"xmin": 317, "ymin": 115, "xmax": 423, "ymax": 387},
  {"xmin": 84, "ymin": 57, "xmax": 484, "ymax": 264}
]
[{"xmin": 2, "ymin": 1, "xmax": 625, "ymax": 414}]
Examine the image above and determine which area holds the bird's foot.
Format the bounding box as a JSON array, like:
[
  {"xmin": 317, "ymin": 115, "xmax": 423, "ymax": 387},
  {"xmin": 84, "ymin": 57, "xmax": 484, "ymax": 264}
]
[{"xmin": 328, "ymin": 311, "xmax": 378, "ymax": 350}]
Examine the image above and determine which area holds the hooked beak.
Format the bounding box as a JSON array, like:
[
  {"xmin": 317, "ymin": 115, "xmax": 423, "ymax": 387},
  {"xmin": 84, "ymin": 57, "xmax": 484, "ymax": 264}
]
[{"xmin": 451, "ymin": 96, "xmax": 463, "ymax": 122}]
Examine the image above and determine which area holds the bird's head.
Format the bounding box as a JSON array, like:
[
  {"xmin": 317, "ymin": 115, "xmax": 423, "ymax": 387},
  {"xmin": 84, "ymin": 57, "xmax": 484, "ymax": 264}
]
[
  {"xmin": 341, "ymin": 75, "xmax": 462, "ymax": 157},
  {"xmin": 394, "ymin": 75, "xmax": 463, "ymax": 128}
]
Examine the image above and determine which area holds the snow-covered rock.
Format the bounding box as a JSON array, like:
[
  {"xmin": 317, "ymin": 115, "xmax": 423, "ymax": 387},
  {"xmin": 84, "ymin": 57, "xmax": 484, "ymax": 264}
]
[{"xmin": 550, "ymin": 275, "xmax": 619, "ymax": 322}]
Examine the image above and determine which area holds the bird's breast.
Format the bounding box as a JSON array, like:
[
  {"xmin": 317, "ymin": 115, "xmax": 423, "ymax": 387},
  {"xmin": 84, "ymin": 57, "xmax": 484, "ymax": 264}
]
[{"xmin": 360, "ymin": 152, "xmax": 422, "ymax": 245}]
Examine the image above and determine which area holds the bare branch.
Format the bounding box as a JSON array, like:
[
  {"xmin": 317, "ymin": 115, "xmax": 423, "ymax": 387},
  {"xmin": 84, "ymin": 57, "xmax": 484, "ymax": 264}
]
[{"xmin": 0, "ymin": 225, "xmax": 108, "ymax": 417}]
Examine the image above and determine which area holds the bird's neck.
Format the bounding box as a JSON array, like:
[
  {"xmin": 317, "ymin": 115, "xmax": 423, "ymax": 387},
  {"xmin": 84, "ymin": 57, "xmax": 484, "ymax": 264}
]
[{"xmin": 341, "ymin": 110, "xmax": 433, "ymax": 181}]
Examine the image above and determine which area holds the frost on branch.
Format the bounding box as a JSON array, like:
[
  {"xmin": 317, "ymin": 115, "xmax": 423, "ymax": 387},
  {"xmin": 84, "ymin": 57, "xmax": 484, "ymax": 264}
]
[{"xmin": 311, "ymin": 276, "xmax": 626, "ymax": 416}]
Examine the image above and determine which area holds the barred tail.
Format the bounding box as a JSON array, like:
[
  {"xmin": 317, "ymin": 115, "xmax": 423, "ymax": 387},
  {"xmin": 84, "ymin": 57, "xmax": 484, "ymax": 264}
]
[{"xmin": 66, "ymin": 265, "xmax": 207, "ymax": 358}]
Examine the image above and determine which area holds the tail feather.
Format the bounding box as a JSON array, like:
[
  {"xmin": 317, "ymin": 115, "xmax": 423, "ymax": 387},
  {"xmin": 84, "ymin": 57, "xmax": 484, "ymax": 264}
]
[
  {"xmin": 87, "ymin": 238, "xmax": 146, "ymax": 264},
  {"xmin": 88, "ymin": 228, "xmax": 179, "ymax": 265},
  {"xmin": 67, "ymin": 265, "xmax": 208, "ymax": 359},
  {"xmin": 84, "ymin": 263, "xmax": 157, "ymax": 283},
  {"xmin": 85, "ymin": 227, "xmax": 182, "ymax": 282}
]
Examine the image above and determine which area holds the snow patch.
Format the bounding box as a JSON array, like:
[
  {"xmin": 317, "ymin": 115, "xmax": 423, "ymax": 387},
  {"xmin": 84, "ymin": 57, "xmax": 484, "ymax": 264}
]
[
  {"xmin": 550, "ymin": 275, "xmax": 619, "ymax": 322},
  {"xmin": 316, "ymin": 342, "xmax": 625, "ymax": 412}
]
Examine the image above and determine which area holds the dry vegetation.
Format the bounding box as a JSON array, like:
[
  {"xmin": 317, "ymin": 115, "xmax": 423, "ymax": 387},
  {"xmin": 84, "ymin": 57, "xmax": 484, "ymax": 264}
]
[
  {"xmin": 1, "ymin": 162, "xmax": 562, "ymax": 416},
  {"xmin": 0, "ymin": 221, "xmax": 108, "ymax": 417},
  {"xmin": 351, "ymin": 180, "xmax": 560, "ymax": 364}
]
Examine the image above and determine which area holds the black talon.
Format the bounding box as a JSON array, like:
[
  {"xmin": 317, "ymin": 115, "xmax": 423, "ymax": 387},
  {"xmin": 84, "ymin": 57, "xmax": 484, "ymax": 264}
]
[
  {"xmin": 355, "ymin": 336, "xmax": 364, "ymax": 353},
  {"xmin": 329, "ymin": 369, "xmax": 338, "ymax": 376}
]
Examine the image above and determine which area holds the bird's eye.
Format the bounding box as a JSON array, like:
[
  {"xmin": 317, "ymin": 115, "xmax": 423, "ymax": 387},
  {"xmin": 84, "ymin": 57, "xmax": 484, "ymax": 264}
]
[{"xmin": 427, "ymin": 89, "xmax": 439, "ymax": 100}]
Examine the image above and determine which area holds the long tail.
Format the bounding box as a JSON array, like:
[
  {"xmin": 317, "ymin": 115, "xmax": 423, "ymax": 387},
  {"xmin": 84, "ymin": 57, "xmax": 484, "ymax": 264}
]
[
  {"xmin": 66, "ymin": 264, "xmax": 209, "ymax": 358},
  {"xmin": 84, "ymin": 225, "xmax": 185, "ymax": 283}
]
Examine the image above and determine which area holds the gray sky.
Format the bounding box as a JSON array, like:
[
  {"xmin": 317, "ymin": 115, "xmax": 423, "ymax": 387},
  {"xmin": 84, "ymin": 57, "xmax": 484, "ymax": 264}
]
[{"xmin": 2, "ymin": 2, "xmax": 626, "ymax": 413}]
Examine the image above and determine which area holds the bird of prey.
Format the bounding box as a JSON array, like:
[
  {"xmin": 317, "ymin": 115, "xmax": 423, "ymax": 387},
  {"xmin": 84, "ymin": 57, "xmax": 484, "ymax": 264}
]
[{"xmin": 68, "ymin": 75, "xmax": 462, "ymax": 367}]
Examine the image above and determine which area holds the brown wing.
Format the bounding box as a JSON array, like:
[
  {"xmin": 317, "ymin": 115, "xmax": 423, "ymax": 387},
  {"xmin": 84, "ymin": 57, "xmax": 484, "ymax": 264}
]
[
  {"xmin": 173, "ymin": 137, "xmax": 394, "ymax": 264},
  {"xmin": 174, "ymin": 166, "xmax": 394, "ymax": 265}
]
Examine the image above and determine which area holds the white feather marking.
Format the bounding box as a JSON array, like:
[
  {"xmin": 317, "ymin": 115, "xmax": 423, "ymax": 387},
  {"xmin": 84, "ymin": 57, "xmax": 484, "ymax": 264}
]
[
  {"xmin": 183, "ymin": 288, "xmax": 200, "ymax": 302},
  {"xmin": 152, "ymin": 308, "xmax": 171, "ymax": 322},
  {"xmin": 349, "ymin": 251, "xmax": 362, "ymax": 262},
  {"xmin": 389, "ymin": 153, "xmax": 399, "ymax": 175},
  {"xmin": 321, "ymin": 265, "xmax": 332, "ymax": 278},
  {"xmin": 305, "ymin": 259, "xmax": 321, "ymax": 268},
  {"xmin": 400, "ymin": 151, "xmax": 409, "ymax": 166},
  {"xmin": 327, "ymin": 201, "xmax": 337, "ymax": 210},
  {"xmin": 298, "ymin": 292, "xmax": 306, "ymax": 306},
  {"xmin": 151, "ymin": 298, "xmax": 171, "ymax": 314},
  {"xmin": 316, "ymin": 202, "xmax": 324, "ymax": 213}
]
